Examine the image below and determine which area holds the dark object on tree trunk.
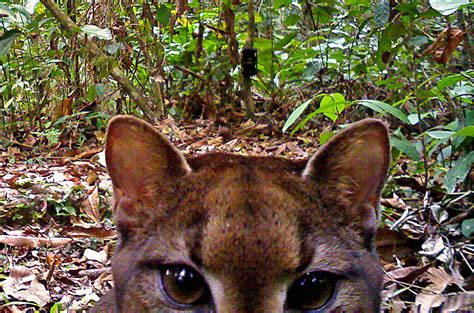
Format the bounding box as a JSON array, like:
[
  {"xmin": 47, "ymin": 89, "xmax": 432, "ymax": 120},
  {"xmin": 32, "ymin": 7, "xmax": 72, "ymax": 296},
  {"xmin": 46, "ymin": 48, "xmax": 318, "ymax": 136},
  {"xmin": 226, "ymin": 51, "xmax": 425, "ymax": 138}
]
[{"xmin": 241, "ymin": 48, "xmax": 257, "ymax": 77}]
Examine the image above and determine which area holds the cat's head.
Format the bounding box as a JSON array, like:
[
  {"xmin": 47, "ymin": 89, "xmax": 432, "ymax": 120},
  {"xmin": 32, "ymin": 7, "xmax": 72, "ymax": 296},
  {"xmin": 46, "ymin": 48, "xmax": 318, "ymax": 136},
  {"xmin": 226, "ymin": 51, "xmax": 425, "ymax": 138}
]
[{"xmin": 105, "ymin": 115, "xmax": 390, "ymax": 312}]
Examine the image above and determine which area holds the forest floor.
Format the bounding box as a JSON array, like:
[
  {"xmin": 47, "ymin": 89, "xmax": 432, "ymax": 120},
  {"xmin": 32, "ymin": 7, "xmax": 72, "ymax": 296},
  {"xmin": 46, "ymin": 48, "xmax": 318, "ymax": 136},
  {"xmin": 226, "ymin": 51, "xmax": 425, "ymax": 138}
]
[{"xmin": 0, "ymin": 116, "xmax": 472, "ymax": 312}]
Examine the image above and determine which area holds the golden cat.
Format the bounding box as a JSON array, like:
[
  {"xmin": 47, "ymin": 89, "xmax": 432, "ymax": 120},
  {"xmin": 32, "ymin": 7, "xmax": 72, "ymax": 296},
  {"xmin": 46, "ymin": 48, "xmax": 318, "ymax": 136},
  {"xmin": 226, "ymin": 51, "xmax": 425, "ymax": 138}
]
[{"xmin": 92, "ymin": 115, "xmax": 390, "ymax": 312}]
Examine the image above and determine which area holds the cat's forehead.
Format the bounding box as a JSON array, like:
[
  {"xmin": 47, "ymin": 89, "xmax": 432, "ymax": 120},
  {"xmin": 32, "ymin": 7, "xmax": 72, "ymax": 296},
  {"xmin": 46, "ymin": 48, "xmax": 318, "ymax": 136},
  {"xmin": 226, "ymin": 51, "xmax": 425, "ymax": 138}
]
[
  {"xmin": 187, "ymin": 152, "xmax": 308, "ymax": 173},
  {"xmin": 183, "ymin": 153, "xmax": 316, "ymax": 218},
  {"xmin": 178, "ymin": 154, "xmax": 328, "ymax": 277}
]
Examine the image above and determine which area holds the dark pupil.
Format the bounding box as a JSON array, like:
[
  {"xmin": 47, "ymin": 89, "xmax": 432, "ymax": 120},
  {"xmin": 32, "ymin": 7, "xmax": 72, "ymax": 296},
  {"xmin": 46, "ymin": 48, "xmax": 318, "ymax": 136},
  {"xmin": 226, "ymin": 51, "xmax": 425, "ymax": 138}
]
[
  {"xmin": 287, "ymin": 272, "xmax": 336, "ymax": 310},
  {"xmin": 162, "ymin": 266, "xmax": 207, "ymax": 305}
]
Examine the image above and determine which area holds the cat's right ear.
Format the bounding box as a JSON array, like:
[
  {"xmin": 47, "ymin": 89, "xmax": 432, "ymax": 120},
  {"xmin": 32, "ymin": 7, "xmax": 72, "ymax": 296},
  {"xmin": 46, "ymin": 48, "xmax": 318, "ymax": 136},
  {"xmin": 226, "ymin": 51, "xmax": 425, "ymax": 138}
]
[{"xmin": 105, "ymin": 115, "xmax": 191, "ymax": 201}]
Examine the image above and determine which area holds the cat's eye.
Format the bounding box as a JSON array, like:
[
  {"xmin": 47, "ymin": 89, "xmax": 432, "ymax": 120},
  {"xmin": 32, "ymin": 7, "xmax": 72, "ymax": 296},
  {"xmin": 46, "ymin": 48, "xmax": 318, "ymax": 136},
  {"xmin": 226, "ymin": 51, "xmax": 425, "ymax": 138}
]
[
  {"xmin": 159, "ymin": 265, "xmax": 209, "ymax": 307},
  {"xmin": 286, "ymin": 271, "xmax": 338, "ymax": 310}
]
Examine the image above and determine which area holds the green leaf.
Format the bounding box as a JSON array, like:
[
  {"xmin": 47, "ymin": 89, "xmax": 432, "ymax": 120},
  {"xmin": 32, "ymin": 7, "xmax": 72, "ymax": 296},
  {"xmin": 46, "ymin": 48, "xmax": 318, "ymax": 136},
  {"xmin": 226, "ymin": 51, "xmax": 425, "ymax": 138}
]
[
  {"xmin": 50, "ymin": 302, "xmax": 63, "ymax": 313},
  {"xmin": 283, "ymin": 98, "xmax": 313, "ymax": 133},
  {"xmin": 391, "ymin": 138, "xmax": 420, "ymax": 161},
  {"xmin": 444, "ymin": 151, "xmax": 474, "ymax": 193},
  {"xmin": 283, "ymin": 14, "xmax": 301, "ymax": 26},
  {"xmin": 274, "ymin": 0, "xmax": 292, "ymax": 9},
  {"xmin": 357, "ymin": 99, "xmax": 410, "ymax": 123},
  {"xmin": 275, "ymin": 32, "xmax": 297, "ymax": 50},
  {"xmin": 451, "ymin": 85, "xmax": 474, "ymax": 98},
  {"xmin": 55, "ymin": 204, "xmax": 77, "ymax": 216},
  {"xmin": 254, "ymin": 38, "xmax": 273, "ymax": 51},
  {"xmin": 454, "ymin": 126, "xmax": 474, "ymax": 137},
  {"xmin": 429, "ymin": 0, "xmax": 471, "ymax": 15},
  {"xmin": 426, "ymin": 130, "xmax": 455, "ymax": 139},
  {"xmin": 437, "ymin": 74, "xmax": 464, "ymax": 90},
  {"xmin": 81, "ymin": 25, "xmax": 112, "ymax": 40},
  {"xmin": 319, "ymin": 131, "xmax": 334, "ymax": 145},
  {"xmin": 374, "ymin": 0, "xmax": 390, "ymax": 29},
  {"xmin": 156, "ymin": 5, "xmax": 171, "ymax": 25},
  {"xmin": 319, "ymin": 93, "xmax": 346, "ymax": 121},
  {"xmin": 461, "ymin": 219, "xmax": 474, "ymax": 238},
  {"xmin": 0, "ymin": 30, "xmax": 21, "ymax": 56}
]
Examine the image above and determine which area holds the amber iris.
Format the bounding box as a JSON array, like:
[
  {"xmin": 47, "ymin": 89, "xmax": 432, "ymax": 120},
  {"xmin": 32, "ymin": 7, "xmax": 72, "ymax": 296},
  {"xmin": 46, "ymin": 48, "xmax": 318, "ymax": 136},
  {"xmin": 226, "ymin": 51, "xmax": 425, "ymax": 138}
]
[
  {"xmin": 160, "ymin": 266, "xmax": 209, "ymax": 305},
  {"xmin": 286, "ymin": 271, "xmax": 337, "ymax": 310}
]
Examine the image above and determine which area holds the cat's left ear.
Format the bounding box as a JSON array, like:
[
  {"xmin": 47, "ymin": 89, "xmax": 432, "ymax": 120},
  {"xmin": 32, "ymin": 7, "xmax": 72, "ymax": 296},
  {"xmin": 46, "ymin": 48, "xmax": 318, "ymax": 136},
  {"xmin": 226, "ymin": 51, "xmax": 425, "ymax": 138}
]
[
  {"xmin": 303, "ymin": 119, "xmax": 390, "ymax": 236},
  {"xmin": 105, "ymin": 115, "xmax": 191, "ymax": 201}
]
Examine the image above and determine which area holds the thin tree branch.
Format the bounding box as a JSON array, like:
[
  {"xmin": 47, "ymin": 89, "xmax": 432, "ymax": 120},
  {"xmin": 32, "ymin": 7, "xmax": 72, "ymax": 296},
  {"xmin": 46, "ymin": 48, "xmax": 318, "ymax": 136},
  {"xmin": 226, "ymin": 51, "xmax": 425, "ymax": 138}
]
[{"xmin": 40, "ymin": 0, "xmax": 155, "ymax": 121}]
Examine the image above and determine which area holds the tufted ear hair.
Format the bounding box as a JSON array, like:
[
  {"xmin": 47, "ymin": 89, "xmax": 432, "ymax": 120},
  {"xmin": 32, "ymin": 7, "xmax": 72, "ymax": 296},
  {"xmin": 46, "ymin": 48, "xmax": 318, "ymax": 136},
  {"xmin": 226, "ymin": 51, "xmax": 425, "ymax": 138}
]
[
  {"xmin": 105, "ymin": 115, "xmax": 191, "ymax": 203},
  {"xmin": 302, "ymin": 119, "xmax": 390, "ymax": 237}
]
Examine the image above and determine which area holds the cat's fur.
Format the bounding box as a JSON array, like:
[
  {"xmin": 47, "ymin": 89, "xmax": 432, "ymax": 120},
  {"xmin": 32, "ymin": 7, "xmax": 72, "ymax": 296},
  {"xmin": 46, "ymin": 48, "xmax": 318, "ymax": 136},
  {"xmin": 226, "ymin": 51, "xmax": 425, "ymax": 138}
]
[{"xmin": 91, "ymin": 115, "xmax": 390, "ymax": 312}]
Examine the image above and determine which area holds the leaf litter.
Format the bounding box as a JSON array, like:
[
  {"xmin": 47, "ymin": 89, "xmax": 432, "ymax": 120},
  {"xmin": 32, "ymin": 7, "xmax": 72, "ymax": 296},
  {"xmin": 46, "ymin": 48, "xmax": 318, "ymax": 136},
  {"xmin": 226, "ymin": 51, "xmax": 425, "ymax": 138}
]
[{"xmin": 0, "ymin": 117, "xmax": 472, "ymax": 312}]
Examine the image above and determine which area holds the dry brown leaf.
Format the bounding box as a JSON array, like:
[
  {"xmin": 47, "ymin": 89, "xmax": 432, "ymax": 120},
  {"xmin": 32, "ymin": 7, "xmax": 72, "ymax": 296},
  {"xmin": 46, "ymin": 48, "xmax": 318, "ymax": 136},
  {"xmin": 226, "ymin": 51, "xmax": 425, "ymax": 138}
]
[
  {"xmin": 381, "ymin": 197, "xmax": 413, "ymax": 211},
  {"xmin": 86, "ymin": 170, "xmax": 99, "ymax": 185},
  {"xmin": 415, "ymin": 291, "xmax": 474, "ymax": 313},
  {"xmin": 23, "ymin": 133, "xmax": 37, "ymax": 146},
  {"xmin": 420, "ymin": 266, "xmax": 464, "ymax": 294},
  {"xmin": 422, "ymin": 28, "xmax": 466, "ymax": 64},
  {"xmin": 286, "ymin": 142, "xmax": 305, "ymax": 154},
  {"xmin": 420, "ymin": 235, "xmax": 453, "ymax": 264},
  {"xmin": 80, "ymin": 186, "xmax": 101, "ymax": 224},
  {"xmin": 3, "ymin": 266, "xmax": 51, "ymax": 307},
  {"xmin": 83, "ymin": 248, "xmax": 108, "ymax": 264},
  {"xmin": 0, "ymin": 235, "xmax": 72, "ymax": 248},
  {"xmin": 384, "ymin": 264, "xmax": 432, "ymax": 284},
  {"xmin": 75, "ymin": 147, "xmax": 103, "ymax": 160},
  {"xmin": 61, "ymin": 225, "xmax": 117, "ymax": 239}
]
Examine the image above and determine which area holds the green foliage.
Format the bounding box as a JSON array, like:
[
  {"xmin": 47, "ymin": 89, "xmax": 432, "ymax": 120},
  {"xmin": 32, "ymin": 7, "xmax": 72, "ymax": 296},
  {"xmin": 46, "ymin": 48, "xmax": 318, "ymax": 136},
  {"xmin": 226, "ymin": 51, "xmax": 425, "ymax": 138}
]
[
  {"xmin": 374, "ymin": 0, "xmax": 390, "ymax": 29},
  {"xmin": 0, "ymin": 0, "xmax": 472, "ymax": 195},
  {"xmin": 429, "ymin": 0, "xmax": 472, "ymax": 15},
  {"xmin": 461, "ymin": 219, "xmax": 474, "ymax": 238},
  {"xmin": 47, "ymin": 186, "xmax": 83, "ymax": 217},
  {"xmin": 282, "ymin": 93, "xmax": 350, "ymax": 133},
  {"xmin": 0, "ymin": 30, "xmax": 20, "ymax": 56},
  {"xmin": 49, "ymin": 302, "xmax": 64, "ymax": 313}
]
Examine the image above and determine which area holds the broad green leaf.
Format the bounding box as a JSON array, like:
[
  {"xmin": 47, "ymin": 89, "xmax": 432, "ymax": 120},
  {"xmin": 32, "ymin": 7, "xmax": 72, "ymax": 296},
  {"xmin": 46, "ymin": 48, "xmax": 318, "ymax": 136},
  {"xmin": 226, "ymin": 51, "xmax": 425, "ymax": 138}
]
[
  {"xmin": 451, "ymin": 85, "xmax": 474, "ymax": 98},
  {"xmin": 437, "ymin": 74, "xmax": 464, "ymax": 90},
  {"xmin": 455, "ymin": 126, "xmax": 474, "ymax": 137},
  {"xmin": 282, "ymin": 98, "xmax": 313, "ymax": 133},
  {"xmin": 81, "ymin": 25, "xmax": 112, "ymax": 40},
  {"xmin": 408, "ymin": 113, "xmax": 420, "ymax": 125},
  {"xmin": 283, "ymin": 14, "xmax": 300, "ymax": 26},
  {"xmin": 391, "ymin": 138, "xmax": 420, "ymax": 161},
  {"xmin": 275, "ymin": 32, "xmax": 297, "ymax": 50},
  {"xmin": 274, "ymin": 0, "xmax": 292, "ymax": 9},
  {"xmin": 156, "ymin": 5, "xmax": 171, "ymax": 25},
  {"xmin": 56, "ymin": 204, "xmax": 77, "ymax": 216},
  {"xmin": 461, "ymin": 219, "xmax": 474, "ymax": 238},
  {"xmin": 444, "ymin": 151, "xmax": 474, "ymax": 193},
  {"xmin": 0, "ymin": 30, "xmax": 21, "ymax": 56},
  {"xmin": 429, "ymin": 0, "xmax": 471, "ymax": 15},
  {"xmin": 291, "ymin": 96, "xmax": 352, "ymax": 134},
  {"xmin": 0, "ymin": 4, "xmax": 17, "ymax": 21},
  {"xmin": 49, "ymin": 302, "xmax": 63, "ymax": 313},
  {"xmin": 319, "ymin": 131, "xmax": 334, "ymax": 145},
  {"xmin": 254, "ymin": 38, "xmax": 273, "ymax": 51},
  {"xmin": 426, "ymin": 130, "xmax": 455, "ymax": 139},
  {"xmin": 357, "ymin": 100, "xmax": 410, "ymax": 123},
  {"xmin": 319, "ymin": 93, "xmax": 346, "ymax": 121},
  {"xmin": 374, "ymin": 0, "xmax": 390, "ymax": 29}
]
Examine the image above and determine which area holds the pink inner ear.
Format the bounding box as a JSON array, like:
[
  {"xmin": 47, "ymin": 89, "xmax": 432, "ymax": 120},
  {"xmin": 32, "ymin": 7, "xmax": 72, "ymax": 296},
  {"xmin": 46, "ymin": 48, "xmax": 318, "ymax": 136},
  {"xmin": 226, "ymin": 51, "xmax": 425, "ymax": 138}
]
[{"xmin": 105, "ymin": 115, "xmax": 191, "ymax": 200}]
